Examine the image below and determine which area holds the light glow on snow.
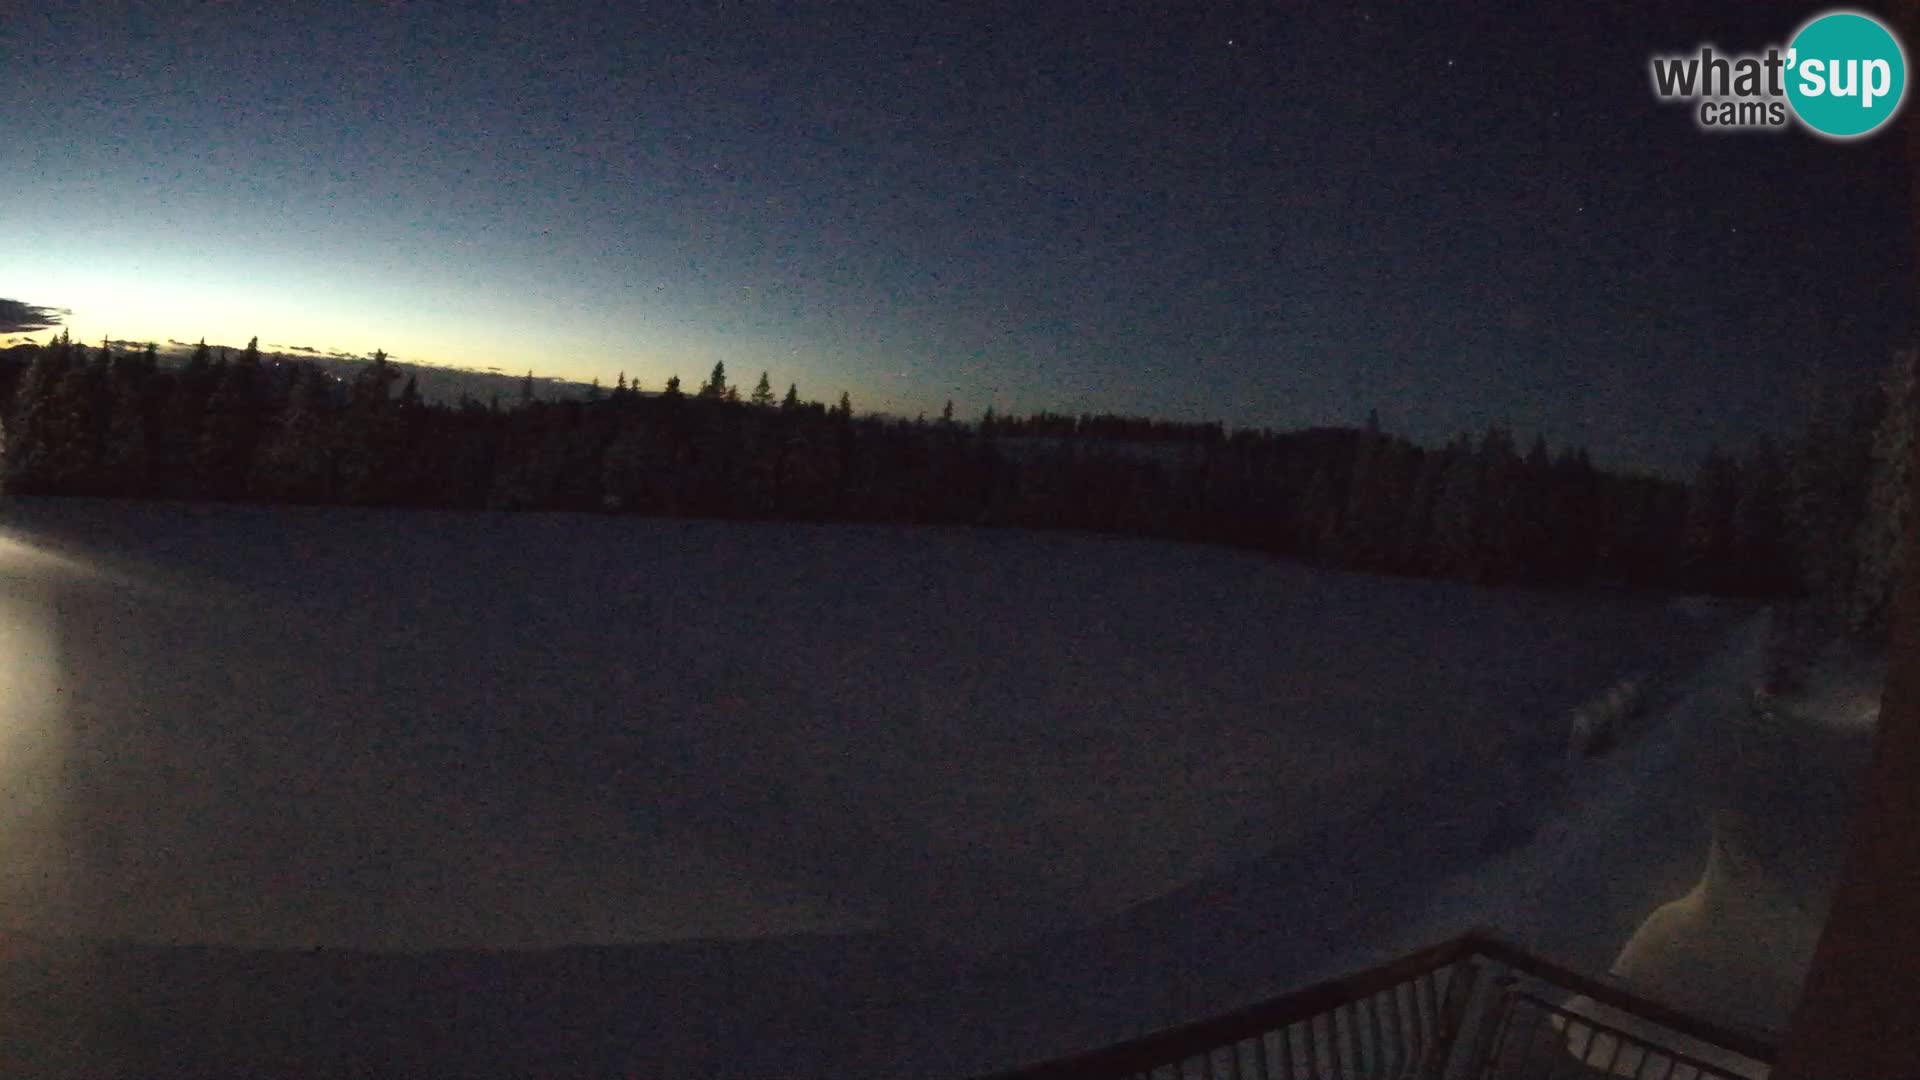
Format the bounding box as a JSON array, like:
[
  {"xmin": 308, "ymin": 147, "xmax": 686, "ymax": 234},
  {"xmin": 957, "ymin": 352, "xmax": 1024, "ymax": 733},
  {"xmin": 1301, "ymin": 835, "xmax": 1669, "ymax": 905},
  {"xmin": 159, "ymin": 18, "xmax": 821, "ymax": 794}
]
[{"xmin": 0, "ymin": 533, "xmax": 70, "ymax": 924}]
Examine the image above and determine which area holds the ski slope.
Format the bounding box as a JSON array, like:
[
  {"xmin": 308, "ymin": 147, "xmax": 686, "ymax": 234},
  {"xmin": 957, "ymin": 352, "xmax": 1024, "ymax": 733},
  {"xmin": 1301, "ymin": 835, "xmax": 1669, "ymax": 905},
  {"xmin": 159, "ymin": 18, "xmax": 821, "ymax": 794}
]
[{"xmin": 0, "ymin": 498, "xmax": 1856, "ymax": 1078}]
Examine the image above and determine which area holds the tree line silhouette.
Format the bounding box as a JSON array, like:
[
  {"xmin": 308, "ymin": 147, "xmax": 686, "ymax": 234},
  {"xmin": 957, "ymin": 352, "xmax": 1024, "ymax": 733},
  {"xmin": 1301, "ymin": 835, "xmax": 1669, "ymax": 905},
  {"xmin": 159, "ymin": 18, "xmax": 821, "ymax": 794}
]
[{"xmin": 1, "ymin": 331, "xmax": 1907, "ymax": 613}]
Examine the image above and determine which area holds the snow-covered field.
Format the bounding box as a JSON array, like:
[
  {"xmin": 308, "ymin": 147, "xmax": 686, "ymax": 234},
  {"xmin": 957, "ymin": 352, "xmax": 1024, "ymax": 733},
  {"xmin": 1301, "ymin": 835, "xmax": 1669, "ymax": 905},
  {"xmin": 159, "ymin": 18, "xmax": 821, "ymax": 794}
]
[{"xmin": 0, "ymin": 498, "xmax": 1861, "ymax": 1078}]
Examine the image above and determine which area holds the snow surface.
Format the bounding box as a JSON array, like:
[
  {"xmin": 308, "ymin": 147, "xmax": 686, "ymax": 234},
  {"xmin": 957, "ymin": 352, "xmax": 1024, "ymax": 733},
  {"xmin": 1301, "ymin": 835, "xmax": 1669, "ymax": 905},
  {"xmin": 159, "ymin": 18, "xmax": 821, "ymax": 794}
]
[
  {"xmin": 1545, "ymin": 620, "xmax": 1876, "ymax": 1079},
  {"xmin": 0, "ymin": 498, "xmax": 1827, "ymax": 1078}
]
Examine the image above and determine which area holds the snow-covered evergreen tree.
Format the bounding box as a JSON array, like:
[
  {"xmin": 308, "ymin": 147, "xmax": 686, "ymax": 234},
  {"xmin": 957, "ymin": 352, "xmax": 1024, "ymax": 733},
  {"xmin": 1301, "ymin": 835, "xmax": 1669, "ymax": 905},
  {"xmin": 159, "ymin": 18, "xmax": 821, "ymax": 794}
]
[
  {"xmin": 1398, "ymin": 441, "xmax": 1449, "ymax": 574},
  {"xmin": 1431, "ymin": 435, "xmax": 1480, "ymax": 581},
  {"xmin": 1683, "ymin": 447, "xmax": 1741, "ymax": 592},
  {"xmin": 1472, "ymin": 425, "xmax": 1522, "ymax": 583},
  {"xmin": 197, "ymin": 339, "xmax": 264, "ymax": 498},
  {"xmin": 1340, "ymin": 409, "xmax": 1392, "ymax": 569},
  {"xmin": 1546, "ymin": 446, "xmax": 1599, "ymax": 584},
  {"xmin": 1733, "ymin": 435, "xmax": 1789, "ymax": 595},
  {"xmin": 1851, "ymin": 346, "xmax": 1917, "ymax": 634},
  {"xmin": 1786, "ymin": 380, "xmax": 1878, "ymax": 624},
  {"xmin": 4, "ymin": 331, "xmax": 73, "ymax": 491},
  {"xmin": 101, "ymin": 363, "xmax": 152, "ymax": 494},
  {"xmin": 251, "ymin": 364, "xmax": 333, "ymax": 502},
  {"xmin": 1513, "ymin": 434, "xmax": 1555, "ymax": 582}
]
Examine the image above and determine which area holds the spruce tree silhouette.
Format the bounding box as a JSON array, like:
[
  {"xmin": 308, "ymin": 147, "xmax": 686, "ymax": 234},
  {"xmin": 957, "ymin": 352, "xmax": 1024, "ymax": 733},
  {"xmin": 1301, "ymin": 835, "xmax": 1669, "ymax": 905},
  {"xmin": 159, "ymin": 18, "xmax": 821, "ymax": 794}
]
[{"xmin": 0, "ymin": 327, "xmax": 1812, "ymax": 599}]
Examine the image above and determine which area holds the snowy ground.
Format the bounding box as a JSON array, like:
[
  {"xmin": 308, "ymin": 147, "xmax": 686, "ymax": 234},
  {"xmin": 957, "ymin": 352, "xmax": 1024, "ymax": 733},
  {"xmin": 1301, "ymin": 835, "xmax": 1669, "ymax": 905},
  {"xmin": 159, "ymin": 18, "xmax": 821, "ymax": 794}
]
[{"xmin": 0, "ymin": 498, "xmax": 1825, "ymax": 1077}]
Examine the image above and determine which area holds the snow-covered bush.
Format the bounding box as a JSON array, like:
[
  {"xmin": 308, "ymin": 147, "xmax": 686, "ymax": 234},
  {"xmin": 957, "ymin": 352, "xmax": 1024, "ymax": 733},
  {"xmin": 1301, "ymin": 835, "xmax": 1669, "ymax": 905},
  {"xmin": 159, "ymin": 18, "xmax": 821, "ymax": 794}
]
[{"xmin": 1568, "ymin": 676, "xmax": 1647, "ymax": 759}]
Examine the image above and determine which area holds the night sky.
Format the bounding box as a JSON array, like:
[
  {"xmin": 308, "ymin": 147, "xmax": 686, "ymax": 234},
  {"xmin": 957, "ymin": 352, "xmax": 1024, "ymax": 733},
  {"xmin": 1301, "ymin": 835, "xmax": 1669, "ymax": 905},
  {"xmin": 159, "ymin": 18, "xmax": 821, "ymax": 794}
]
[{"xmin": 2, "ymin": 2, "xmax": 1910, "ymax": 475}]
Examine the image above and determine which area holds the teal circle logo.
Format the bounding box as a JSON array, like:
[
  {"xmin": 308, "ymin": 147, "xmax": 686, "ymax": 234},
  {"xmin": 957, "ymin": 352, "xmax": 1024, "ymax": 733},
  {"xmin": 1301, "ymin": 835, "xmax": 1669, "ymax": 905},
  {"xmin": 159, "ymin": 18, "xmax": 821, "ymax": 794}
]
[{"xmin": 1786, "ymin": 10, "xmax": 1907, "ymax": 138}]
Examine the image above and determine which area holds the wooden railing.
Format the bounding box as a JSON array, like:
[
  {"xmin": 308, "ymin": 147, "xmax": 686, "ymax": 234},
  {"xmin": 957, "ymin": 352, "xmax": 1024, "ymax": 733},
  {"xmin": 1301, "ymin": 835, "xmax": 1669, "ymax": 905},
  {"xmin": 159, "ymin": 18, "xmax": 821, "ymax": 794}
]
[{"xmin": 976, "ymin": 929, "xmax": 1779, "ymax": 1080}]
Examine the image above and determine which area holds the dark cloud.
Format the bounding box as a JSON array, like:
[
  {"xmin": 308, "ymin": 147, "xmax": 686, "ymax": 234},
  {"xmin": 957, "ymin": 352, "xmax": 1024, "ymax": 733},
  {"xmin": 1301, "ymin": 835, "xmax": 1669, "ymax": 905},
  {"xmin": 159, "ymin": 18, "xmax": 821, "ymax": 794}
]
[
  {"xmin": 0, "ymin": 299, "xmax": 68, "ymax": 334},
  {"xmin": 160, "ymin": 338, "xmax": 364, "ymax": 364}
]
